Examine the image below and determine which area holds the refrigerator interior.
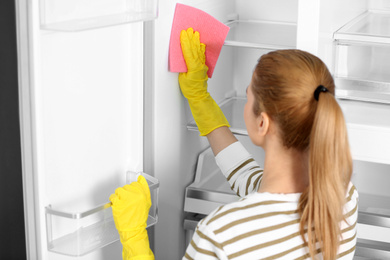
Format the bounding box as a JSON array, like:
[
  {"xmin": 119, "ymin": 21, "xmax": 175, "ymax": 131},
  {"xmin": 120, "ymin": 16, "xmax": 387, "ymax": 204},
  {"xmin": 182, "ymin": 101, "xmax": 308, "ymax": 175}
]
[
  {"xmin": 181, "ymin": 0, "xmax": 390, "ymax": 259},
  {"xmin": 17, "ymin": 0, "xmax": 390, "ymax": 259}
]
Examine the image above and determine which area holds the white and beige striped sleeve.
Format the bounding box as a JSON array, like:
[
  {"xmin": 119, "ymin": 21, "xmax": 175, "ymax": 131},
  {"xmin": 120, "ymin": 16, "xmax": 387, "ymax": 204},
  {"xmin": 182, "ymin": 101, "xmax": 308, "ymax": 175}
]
[{"xmin": 215, "ymin": 141, "xmax": 263, "ymax": 197}]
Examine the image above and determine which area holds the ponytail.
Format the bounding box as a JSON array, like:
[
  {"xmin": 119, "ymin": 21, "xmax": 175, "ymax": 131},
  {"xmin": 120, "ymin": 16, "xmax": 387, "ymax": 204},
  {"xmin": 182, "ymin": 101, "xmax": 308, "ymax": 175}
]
[
  {"xmin": 251, "ymin": 49, "xmax": 353, "ymax": 259},
  {"xmin": 298, "ymin": 92, "xmax": 352, "ymax": 259}
]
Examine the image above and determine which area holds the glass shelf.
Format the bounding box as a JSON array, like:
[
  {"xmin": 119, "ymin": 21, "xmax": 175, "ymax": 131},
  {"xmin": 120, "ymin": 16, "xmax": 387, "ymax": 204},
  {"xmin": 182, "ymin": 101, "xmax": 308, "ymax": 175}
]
[
  {"xmin": 334, "ymin": 11, "xmax": 390, "ymax": 44},
  {"xmin": 39, "ymin": 0, "xmax": 158, "ymax": 31},
  {"xmin": 336, "ymin": 99, "xmax": 390, "ymax": 164},
  {"xmin": 45, "ymin": 173, "xmax": 159, "ymax": 256},
  {"xmin": 224, "ymin": 20, "xmax": 297, "ymax": 49}
]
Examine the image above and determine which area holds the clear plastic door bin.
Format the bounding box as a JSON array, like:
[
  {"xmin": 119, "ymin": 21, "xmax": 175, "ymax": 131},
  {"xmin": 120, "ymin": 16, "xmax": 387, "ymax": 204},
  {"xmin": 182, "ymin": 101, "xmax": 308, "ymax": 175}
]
[
  {"xmin": 45, "ymin": 172, "xmax": 159, "ymax": 256},
  {"xmin": 39, "ymin": 0, "xmax": 158, "ymax": 31}
]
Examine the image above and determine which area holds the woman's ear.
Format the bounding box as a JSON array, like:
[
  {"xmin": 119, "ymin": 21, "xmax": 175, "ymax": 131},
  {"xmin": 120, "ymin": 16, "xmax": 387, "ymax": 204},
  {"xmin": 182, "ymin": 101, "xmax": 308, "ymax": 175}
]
[
  {"xmin": 250, "ymin": 112, "xmax": 270, "ymax": 146},
  {"xmin": 258, "ymin": 112, "xmax": 270, "ymax": 136}
]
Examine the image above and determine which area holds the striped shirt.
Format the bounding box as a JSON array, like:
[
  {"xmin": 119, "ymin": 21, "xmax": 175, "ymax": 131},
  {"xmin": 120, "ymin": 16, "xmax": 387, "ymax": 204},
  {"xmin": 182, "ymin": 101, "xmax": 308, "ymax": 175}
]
[{"xmin": 184, "ymin": 142, "xmax": 358, "ymax": 260}]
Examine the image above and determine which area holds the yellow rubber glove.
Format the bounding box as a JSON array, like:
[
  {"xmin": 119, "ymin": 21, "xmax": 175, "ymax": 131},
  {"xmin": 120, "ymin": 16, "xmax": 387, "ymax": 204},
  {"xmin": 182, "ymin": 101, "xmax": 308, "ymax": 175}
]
[
  {"xmin": 178, "ymin": 28, "xmax": 230, "ymax": 136},
  {"xmin": 110, "ymin": 176, "xmax": 154, "ymax": 260}
]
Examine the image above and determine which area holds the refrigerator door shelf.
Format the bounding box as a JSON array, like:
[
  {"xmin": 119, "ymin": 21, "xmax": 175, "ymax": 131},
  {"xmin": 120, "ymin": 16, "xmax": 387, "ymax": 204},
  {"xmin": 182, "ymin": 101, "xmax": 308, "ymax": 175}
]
[
  {"xmin": 39, "ymin": 0, "xmax": 158, "ymax": 31},
  {"xmin": 187, "ymin": 97, "xmax": 248, "ymax": 136},
  {"xmin": 224, "ymin": 20, "xmax": 297, "ymax": 49},
  {"xmin": 45, "ymin": 173, "xmax": 159, "ymax": 256},
  {"xmin": 334, "ymin": 11, "xmax": 390, "ymax": 44}
]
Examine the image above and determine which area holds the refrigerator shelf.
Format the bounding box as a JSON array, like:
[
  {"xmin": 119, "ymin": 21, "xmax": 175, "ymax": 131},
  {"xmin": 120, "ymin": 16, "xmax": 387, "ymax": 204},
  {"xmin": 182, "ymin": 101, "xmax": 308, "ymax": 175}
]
[
  {"xmin": 224, "ymin": 20, "xmax": 297, "ymax": 49},
  {"xmin": 39, "ymin": 0, "xmax": 158, "ymax": 31},
  {"xmin": 334, "ymin": 11, "xmax": 390, "ymax": 44},
  {"xmin": 45, "ymin": 173, "xmax": 159, "ymax": 256}
]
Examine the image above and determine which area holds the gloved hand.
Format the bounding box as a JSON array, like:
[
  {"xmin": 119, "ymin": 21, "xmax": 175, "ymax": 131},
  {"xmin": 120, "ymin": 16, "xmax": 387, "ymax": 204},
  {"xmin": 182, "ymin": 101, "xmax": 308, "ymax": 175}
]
[
  {"xmin": 110, "ymin": 175, "xmax": 154, "ymax": 260},
  {"xmin": 178, "ymin": 28, "xmax": 230, "ymax": 136}
]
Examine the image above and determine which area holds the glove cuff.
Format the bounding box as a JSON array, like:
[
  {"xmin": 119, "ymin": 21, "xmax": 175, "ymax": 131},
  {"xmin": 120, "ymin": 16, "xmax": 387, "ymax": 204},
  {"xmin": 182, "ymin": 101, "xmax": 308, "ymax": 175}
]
[{"xmin": 188, "ymin": 96, "xmax": 230, "ymax": 136}]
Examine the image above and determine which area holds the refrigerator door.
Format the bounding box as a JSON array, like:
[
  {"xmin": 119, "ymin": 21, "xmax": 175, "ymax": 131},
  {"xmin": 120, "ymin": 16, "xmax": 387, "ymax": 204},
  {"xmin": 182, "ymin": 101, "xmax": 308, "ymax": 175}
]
[{"xmin": 17, "ymin": 0, "xmax": 149, "ymax": 259}]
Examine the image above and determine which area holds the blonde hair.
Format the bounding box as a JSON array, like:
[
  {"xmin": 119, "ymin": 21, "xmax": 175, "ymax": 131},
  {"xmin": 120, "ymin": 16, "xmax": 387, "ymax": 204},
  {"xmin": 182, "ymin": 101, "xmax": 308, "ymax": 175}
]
[{"xmin": 251, "ymin": 49, "xmax": 352, "ymax": 259}]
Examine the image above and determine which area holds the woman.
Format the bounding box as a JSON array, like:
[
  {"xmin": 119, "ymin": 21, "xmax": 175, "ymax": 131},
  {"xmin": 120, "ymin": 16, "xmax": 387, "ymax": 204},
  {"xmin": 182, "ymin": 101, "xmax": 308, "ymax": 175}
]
[
  {"xmin": 110, "ymin": 28, "xmax": 358, "ymax": 259},
  {"xmin": 179, "ymin": 28, "xmax": 357, "ymax": 259}
]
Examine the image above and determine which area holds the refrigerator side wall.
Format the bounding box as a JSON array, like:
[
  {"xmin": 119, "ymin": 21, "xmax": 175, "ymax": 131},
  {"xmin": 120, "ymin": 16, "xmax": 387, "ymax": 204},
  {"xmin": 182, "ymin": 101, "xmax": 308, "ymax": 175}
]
[{"xmin": 151, "ymin": 0, "xmax": 235, "ymax": 258}]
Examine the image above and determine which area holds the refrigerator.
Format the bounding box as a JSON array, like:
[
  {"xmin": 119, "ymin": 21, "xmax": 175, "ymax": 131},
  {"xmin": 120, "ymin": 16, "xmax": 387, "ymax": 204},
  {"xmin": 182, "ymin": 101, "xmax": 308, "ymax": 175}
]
[{"xmin": 15, "ymin": 0, "xmax": 390, "ymax": 259}]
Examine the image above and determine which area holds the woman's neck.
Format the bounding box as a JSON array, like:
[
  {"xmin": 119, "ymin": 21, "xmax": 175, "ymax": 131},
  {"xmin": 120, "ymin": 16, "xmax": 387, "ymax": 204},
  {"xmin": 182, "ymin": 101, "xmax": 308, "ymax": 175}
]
[{"xmin": 257, "ymin": 143, "xmax": 309, "ymax": 194}]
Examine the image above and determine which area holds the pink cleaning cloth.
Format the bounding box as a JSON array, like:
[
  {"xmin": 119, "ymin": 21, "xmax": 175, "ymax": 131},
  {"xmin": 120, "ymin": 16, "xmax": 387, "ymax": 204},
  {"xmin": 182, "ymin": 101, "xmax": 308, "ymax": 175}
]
[{"xmin": 168, "ymin": 3, "xmax": 230, "ymax": 78}]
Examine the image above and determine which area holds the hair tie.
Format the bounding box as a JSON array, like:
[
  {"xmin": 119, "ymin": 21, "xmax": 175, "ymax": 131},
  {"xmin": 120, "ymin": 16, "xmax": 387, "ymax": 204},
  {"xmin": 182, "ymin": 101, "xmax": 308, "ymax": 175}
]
[{"xmin": 314, "ymin": 85, "xmax": 328, "ymax": 101}]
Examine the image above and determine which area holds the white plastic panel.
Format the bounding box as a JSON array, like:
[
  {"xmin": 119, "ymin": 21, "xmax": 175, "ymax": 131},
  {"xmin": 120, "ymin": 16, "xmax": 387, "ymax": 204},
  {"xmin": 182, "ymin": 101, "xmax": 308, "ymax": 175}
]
[
  {"xmin": 232, "ymin": 47, "xmax": 270, "ymax": 97},
  {"xmin": 340, "ymin": 100, "xmax": 390, "ymax": 164},
  {"xmin": 234, "ymin": 0, "xmax": 298, "ymax": 23}
]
